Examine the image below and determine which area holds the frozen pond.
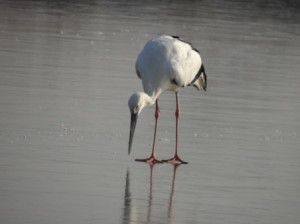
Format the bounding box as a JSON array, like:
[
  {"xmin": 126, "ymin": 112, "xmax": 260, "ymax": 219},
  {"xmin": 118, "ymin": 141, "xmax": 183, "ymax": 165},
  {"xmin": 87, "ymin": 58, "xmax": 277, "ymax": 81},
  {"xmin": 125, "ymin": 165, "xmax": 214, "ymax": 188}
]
[{"xmin": 0, "ymin": 0, "xmax": 300, "ymax": 223}]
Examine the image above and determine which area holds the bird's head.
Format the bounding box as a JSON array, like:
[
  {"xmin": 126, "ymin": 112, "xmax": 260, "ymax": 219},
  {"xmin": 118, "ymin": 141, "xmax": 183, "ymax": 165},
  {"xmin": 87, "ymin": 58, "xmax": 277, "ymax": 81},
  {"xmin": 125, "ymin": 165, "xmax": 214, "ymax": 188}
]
[{"xmin": 128, "ymin": 92, "xmax": 152, "ymax": 155}]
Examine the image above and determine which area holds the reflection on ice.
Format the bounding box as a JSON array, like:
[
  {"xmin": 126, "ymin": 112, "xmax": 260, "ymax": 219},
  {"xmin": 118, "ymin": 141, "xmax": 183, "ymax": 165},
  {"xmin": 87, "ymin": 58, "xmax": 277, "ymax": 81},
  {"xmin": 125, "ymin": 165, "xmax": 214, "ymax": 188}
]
[{"xmin": 122, "ymin": 164, "xmax": 182, "ymax": 224}]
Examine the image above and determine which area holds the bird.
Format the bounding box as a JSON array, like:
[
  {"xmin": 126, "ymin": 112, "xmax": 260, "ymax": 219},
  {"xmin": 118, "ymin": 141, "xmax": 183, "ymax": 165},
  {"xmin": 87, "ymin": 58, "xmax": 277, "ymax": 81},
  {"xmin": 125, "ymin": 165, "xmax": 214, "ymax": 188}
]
[{"xmin": 128, "ymin": 35, "xmax": 207, "ymax": 164}]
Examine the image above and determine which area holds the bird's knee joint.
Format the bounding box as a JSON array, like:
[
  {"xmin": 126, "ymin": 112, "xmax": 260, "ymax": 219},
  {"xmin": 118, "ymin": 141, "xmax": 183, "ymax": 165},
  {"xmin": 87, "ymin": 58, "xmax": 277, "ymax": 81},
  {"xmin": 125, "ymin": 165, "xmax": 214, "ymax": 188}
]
[{"xmin": 155, "ymin": 111, "xmax": 160, "ymax": 119}]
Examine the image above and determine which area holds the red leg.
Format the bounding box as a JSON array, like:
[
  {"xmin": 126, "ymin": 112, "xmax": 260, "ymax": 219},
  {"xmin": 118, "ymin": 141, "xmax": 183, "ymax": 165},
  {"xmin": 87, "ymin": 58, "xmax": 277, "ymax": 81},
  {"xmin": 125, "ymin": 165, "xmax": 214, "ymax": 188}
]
[
  {"xmin": 135, "ymin": 100, "xmax": 162, "ymax": 164},
  {"xmin": 162, "ymin": 93, "xmax": 188, "ymax": 164}
]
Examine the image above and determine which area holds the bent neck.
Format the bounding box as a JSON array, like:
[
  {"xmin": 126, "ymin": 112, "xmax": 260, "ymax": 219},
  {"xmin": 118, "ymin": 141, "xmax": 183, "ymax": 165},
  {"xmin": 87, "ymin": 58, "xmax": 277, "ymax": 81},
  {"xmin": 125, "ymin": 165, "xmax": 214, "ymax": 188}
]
[
  {"xmin": 144, "ymin": 90, "xmax": 162, "ymax": 105},
  {"xmin": 142, "ymin": 90, "xmax": 161, "ymax": 106},
  {"xmin": 137, "ymin": 92, "xmax": 155, "ymax": 106}
]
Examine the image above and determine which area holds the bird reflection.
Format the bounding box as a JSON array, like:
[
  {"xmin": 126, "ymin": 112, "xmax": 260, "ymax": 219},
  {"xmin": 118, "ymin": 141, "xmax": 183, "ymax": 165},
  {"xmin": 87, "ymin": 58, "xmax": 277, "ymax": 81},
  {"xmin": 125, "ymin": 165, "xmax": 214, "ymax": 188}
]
[{"xmin": 122, "ymin": 164, "xmax": 182, "ymax": 224}]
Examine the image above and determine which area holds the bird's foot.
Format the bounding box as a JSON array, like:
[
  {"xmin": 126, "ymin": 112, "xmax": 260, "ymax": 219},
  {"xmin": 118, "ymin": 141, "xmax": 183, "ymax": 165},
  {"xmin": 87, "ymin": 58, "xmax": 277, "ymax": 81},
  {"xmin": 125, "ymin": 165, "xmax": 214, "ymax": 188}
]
[
  {"xmin": 135, "ymin": 155, "xmax": 162, "ymax": 164},
  {"xmin": 162, "ymin": 154, "xmax": 188, "ymax": 164}
]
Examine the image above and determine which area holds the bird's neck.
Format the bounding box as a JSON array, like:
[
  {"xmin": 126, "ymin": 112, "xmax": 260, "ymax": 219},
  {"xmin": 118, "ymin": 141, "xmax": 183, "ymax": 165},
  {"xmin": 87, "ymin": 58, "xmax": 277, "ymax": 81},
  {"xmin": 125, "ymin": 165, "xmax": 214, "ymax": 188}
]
[
  {"xmin": 140, "ymin": 93, "xmax": 155, "ymax": 106},
  {"xmin": 144, "ymin": 90, "xmax": 162, "ymax": 106}
]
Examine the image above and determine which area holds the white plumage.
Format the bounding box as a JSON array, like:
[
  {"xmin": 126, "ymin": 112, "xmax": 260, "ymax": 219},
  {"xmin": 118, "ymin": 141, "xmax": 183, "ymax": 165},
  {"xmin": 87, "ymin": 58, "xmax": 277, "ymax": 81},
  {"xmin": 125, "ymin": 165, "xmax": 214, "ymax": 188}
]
[
  {"xmin": 128, "ymin": 35, "xmax": 207, "ymax": 164},
  {"xmin": 136, "ymin": 35, "xmax": 203, "ymax": 98}
]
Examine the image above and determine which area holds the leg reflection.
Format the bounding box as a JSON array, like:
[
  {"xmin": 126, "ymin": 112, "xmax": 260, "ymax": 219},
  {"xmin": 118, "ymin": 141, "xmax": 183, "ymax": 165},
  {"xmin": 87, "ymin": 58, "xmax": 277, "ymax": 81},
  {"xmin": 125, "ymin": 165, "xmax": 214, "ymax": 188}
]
[
  {"xmin": 122, "ymin": 164, "xmax": 181, "ymax": 224},
  {"xmin": 122, "ymin": 165, "xmax": 157, "ymax": 224},
  {"xmin": 168, "ymin": 164, "xmax": 181, "ymax": 223},
  {"xmin": 146, "ymin": 163, "xmax": 156, "ymax": 223}
]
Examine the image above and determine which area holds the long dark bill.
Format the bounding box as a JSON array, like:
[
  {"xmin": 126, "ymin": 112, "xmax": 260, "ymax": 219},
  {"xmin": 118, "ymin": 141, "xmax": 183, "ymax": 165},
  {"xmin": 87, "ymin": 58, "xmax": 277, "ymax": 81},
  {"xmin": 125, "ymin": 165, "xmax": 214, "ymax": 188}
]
[{"xmin": 128, "ymin": 113, "xmax": 138, "ymax": 155}]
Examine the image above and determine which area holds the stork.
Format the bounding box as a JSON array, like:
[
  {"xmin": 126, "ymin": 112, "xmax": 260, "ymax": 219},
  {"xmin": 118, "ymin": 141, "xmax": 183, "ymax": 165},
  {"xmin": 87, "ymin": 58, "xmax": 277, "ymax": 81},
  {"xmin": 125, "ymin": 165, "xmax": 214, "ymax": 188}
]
[{"xmin": 128, "ymin": 35, "xmax": 207, "ymax": 164}]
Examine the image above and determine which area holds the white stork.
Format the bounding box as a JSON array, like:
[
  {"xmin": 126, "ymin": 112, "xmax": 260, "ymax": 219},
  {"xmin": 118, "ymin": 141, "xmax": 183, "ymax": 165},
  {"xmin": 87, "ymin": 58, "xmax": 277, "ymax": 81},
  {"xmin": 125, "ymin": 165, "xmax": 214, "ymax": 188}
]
[{"xmin": 128, "ymin": 35, "xmax": 207, "ymax": 164}]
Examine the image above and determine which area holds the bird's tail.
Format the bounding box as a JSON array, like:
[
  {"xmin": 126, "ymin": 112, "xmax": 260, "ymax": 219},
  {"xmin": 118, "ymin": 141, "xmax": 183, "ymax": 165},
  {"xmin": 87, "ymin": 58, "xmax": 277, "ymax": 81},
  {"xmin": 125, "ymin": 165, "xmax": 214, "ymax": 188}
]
[
  {"xmin": 189, "ymin": 64, "xmax": 207, "ymax": 91},
  {"xmin": 193, "ymin": 71, "xmax": 207, "ymax": 91}
]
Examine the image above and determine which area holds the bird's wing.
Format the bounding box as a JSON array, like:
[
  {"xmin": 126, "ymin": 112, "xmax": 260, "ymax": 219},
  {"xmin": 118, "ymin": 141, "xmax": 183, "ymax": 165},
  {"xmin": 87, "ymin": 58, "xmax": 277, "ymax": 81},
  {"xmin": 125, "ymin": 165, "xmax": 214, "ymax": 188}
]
[
  {"xmin": 135, "ymin": 62, "xmax": 142, "ymax": 79},
  {"xmin": 168, "ymin": 42, "xmax": 202, "ymax": 87}
]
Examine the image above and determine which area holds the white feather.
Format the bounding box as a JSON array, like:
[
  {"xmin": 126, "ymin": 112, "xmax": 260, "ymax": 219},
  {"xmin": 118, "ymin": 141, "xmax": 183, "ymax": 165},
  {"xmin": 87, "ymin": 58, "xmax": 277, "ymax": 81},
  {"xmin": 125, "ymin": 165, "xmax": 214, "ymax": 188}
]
[{"xmin": 135, "ymin": 35, "xmax": 202, "ymax": 98}]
